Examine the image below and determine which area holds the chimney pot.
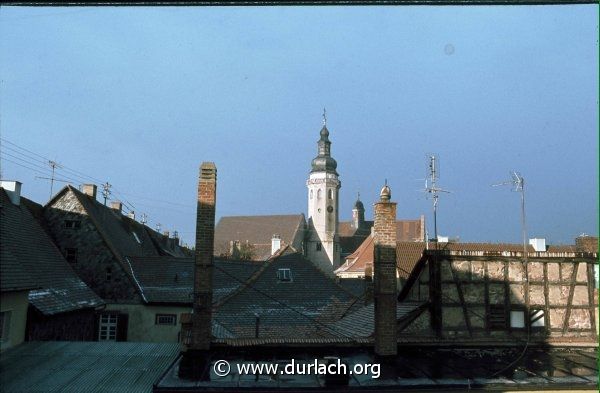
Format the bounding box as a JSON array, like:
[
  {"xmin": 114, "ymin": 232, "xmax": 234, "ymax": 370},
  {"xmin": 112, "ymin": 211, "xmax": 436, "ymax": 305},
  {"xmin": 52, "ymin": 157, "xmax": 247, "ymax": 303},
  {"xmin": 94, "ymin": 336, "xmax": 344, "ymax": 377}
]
[
  {"xmin": 82, "ymin": 184, "xmax": 97, "ymax": 199},
  {"xmin": 0, "ymin": 181, "xmax": 22, "ymax": 206},
  {"xmin": 110, "ymin": 201, "xmax": 122, "ymax": 214}
]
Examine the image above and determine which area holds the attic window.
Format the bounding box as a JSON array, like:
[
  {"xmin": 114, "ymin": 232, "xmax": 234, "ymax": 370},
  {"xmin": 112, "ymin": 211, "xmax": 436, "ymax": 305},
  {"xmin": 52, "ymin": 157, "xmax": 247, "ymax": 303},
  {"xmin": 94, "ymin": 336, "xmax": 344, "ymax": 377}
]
[
  {"xmin": 64, "ymin": 220, "xmax": 81, "ymax": 229},
  {"xmin": 530, "ymin": 309, "xmax": 545, "ymax": 329},
  {"xmin": 132, "ymin": 232, "xmax": 141, "ymax": 244},
  {"xmin": 277, "ymin": 268, "xmax": 292, "ymax": 282}
]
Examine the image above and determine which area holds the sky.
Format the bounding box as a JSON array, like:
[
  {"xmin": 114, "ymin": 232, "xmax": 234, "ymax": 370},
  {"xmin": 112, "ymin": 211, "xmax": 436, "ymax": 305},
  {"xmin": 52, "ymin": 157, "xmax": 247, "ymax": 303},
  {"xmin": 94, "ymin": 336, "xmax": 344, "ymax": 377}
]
[{"xmin": 0, "ymin": 5, "xmax": 597, "ymax": 247}]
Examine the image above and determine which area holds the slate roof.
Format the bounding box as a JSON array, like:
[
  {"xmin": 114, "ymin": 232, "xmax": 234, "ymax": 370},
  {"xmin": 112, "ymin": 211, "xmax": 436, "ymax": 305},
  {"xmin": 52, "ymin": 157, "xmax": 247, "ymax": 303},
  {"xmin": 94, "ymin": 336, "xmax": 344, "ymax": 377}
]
[
  {"xmin": 0, "ymin": 247, "xmax": 37, "ymax": 293},
  {"xmin": 63, "ymin": 185, "xmax": 162, "ymax": 259},
  {"xmin": 333, "ymin": 302, "xmax": 425, "ymax": 338},
  {"xmin": 0, "ymin": 189, "xmax": 103, "ymax": 314},
  {"xmin": 214, "ymin": 248, "xmax": 361, "ymax": 339},
  {"xmin": 126, "ymin": 256, "xmax": 261, "ymax": 304},
  {"xmin": 1, "ymin": 341, "xmax": 180, "ymax": 393},
  {"xmin": 214, "ymin": 214, "xmax": 306, "ymax": 260}
]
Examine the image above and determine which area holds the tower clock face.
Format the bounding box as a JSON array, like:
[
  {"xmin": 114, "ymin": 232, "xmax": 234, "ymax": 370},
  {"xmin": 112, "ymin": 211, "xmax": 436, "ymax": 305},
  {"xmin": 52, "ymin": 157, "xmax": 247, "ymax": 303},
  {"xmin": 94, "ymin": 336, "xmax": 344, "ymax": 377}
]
[{"xmin": 327, "ymin": 205, "xmax": 334, "ymax": 213}]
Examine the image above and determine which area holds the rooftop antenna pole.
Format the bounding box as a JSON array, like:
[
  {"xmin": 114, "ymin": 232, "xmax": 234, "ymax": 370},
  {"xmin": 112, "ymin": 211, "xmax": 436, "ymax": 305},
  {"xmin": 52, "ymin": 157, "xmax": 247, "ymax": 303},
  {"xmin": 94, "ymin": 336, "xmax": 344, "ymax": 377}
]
[
  {"xmin": 424, "ymin": 154, "xmax": 450, "ymax": 242},
  {"xmin": 48, "ymin": 160, "xmax": 62, "ymax": 199},
  {"xmin": 141, "ymin": 213, "xmax": 148, "ymax": 225},
  {"xmin": 101, "ymin": 182, "xmax": 111, "ymax": 206},
  {"xmin": 492, "ymin": 171, "xmax": 527, "ymax": 262}
]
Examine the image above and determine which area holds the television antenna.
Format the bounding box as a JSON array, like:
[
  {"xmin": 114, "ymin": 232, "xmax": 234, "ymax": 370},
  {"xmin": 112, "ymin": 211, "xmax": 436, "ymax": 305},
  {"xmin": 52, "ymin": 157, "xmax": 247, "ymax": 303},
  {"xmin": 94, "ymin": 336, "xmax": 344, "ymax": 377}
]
[
  {"xmin": 140, "ymin": 213, "xmax": 148, "ymax": 225},
  {"xmin": 423, "ymin": 154, "xmax": 451, "ymax": 242},
  {"xmin": 101, "ymin": 182, "xmax": 112, "ymax": 206},
  {"xmin": 492, "ymin": 171, "xmax": 527, "ymax": 259},
  {"xmin": 47, "ymin": 160, "xmax": 62, "ymax": 199}
]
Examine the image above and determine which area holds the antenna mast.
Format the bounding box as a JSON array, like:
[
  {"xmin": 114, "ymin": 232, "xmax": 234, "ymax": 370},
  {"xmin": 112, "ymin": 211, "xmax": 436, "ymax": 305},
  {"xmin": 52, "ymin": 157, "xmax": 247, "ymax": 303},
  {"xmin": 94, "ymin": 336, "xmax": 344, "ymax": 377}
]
[
  {"xmin": 141, "ymin": 213, "xmax": 148, "ymax": 225},
  {"xmin": 492, "ymin": 171, "xmax": 527, "ymax": 260},
  {"xmin": 424, "ymin": 154, "xmax": 450, "ymax": 242},
  {"xmin": 48, "ymin": 160, "xmax": 62, "ymax": 199},
  {"xmin": 101, "ymin": 182, "xmax": 112, "ymax": 205}
]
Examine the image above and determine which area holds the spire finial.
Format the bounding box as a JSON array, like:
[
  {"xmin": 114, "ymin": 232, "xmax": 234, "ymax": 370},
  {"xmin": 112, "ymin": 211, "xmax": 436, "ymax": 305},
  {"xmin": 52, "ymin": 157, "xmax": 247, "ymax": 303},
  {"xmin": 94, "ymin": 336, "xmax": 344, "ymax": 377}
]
[
  {"xmin": 322, "ymin": 108, "xmax": 327, "ymax": 126},
  {"xmin": 357, "ymin": 191, "xmax": 360, "ymax": 201}
]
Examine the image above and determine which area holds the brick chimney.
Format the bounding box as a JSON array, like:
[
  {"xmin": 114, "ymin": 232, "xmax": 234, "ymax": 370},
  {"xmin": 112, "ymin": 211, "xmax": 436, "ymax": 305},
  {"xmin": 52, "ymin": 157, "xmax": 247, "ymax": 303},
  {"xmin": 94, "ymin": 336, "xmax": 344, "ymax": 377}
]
[
  {"xmin": 373, "ymin": 182, "xmax": 397, "ymax": 357},
  {"xmin": 191, "ymin": 162, "xmax": 217, "ymax": 352},
  {"xmin": 110, "ymin": 201, "xmax": 122, "ymax": 214},
  {"xmin": 82, "ymin": 184, "xmax": 97, "ymax": 199}
]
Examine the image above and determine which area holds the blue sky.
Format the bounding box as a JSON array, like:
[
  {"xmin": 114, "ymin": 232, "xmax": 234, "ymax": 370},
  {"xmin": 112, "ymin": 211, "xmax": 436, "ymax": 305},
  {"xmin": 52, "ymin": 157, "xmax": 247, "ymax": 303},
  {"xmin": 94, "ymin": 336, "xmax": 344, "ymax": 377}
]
[{"xmin": 1, "ymin": 5, "xmax": 597, "ymax": 247}]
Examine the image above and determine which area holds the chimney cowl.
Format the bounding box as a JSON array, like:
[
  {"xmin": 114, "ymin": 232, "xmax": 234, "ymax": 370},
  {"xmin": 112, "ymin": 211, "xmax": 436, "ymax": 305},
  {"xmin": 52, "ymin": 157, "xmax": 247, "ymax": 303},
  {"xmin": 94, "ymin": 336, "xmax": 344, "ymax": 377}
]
[{"xmin": 0, "ymin": 181, "xmax": 22, "ymax": 206}]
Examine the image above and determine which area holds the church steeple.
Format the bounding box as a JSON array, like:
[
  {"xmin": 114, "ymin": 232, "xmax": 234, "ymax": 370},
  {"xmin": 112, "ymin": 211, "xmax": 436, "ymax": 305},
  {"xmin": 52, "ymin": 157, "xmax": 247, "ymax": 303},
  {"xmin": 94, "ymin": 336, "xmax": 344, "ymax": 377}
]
[{"xmin": 311, "ymin": 109, "xmax": 338, "ymax": 175}]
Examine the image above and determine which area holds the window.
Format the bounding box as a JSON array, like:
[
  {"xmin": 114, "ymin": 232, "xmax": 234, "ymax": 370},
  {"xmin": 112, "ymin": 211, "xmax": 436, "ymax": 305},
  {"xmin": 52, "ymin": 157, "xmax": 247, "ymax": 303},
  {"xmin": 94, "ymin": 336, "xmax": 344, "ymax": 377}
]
[
  {"xmin": 317, "ymin": 189, "xmax": 322, "ymax": 199},
  {"xmin": 0, "ymin": 311, "xmax": 11, "ymax": 342},
  {"xmin": 98, "ymin": 314, "xmax": 118, "ymax": 341},
  {"xmin": 510, "ymin": 310, "xmax": 525, "ymax": 329},
  {"xmin": 530, "ymin": 309, "xmax": 545, "ymax": 328},
  {"xmin": 105, "ymin": 268, "xmax": 112, "ymax": 281},
  {"xmin": 155, "ymin": 314, "xmax": 177, "ymax": 326},
  {"xmin": 64, "ymin": 219, "xmax": 81, "ymax": 229},
  {"xmin": 277, "ymin": 268, "xmax": 292, "ymax": 282},
  {"xmin": 316, "ymin": 242, "xmax": 322, "ymax": 251},
  {"xmin": 65, "ymin": 248, "xmax": 77, "ymax": 264},
  {"xmin": 488, "ymin": 305, "xmax": 506, "ymax": 329},
  {"xmin": 132, "ymin": 232, "xmax": 141, "ymax": 244},
  {"xmin": 328, "ymin": 189, "xmax": 333, "ymax": 200},
  {"xmin": 310, "ymin": 190, "xmax": 313, "ymax": 200}
]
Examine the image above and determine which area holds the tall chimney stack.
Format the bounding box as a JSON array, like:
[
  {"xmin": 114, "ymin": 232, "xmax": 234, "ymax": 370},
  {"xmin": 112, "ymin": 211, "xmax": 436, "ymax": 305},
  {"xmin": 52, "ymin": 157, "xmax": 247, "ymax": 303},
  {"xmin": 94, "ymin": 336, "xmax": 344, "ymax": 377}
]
[
  {"xmin": 191, "ymin": 162, "xmax": 217, "ymax": 352},
  {"xmin": 373, "ymin": 182, "xmax": 398, "ymax": 357}
]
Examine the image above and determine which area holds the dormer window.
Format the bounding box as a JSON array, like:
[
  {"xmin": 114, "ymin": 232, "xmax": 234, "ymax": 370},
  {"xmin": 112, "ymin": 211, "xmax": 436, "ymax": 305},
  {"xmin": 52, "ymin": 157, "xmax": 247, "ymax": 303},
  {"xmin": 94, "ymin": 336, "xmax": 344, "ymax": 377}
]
[
  {"xmin": 277, "ymin": 268, "xmax": 292, "ymax": 282},
  {"xmin": 132, "ymin": 232, "xmax": 141, "ymax": 244}
]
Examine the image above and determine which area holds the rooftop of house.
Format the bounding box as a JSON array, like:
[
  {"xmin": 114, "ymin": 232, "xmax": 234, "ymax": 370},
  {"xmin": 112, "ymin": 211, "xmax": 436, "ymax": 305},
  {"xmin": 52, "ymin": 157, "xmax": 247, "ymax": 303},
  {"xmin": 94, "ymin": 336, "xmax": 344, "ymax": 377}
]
[
  {"xmin": 47, "ymin": 185, "xmax": 191, "ymax": 261},
  {"xmin": 335, "ymin": 238, "xmax": 426, "ymax": 281},
  {"xmin": 0, "ymin": 341, "xmax": 180, "ymax": 393},
  {"xmin": 338, "ymin": 217, "xmax": 424, "ymax": 256},
  {"xmin": 126, "ymin": 256, "xmax": 262, "ymax": 305},
  {"xmin": 214, "ymin": 214, "xmax": 306, "ymax": 260},
  {"xmin": 0, "ymin": 188, "xmax": 103, "ymax": 315},
  {"xmin": 336, "ymin": 237, "xmax": 599, "ymax": 280},
  {"xmin": 155, "ymin": 346, "xmax": 598, "ymax": 391}
]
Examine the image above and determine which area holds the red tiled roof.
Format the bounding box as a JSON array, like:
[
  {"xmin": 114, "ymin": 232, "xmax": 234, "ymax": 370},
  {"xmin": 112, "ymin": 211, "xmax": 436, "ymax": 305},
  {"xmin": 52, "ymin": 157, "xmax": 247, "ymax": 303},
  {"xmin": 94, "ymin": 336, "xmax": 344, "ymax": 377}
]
[{"xmin": 214, "ymin": 215, "xmax": 305, "ymax": 260}]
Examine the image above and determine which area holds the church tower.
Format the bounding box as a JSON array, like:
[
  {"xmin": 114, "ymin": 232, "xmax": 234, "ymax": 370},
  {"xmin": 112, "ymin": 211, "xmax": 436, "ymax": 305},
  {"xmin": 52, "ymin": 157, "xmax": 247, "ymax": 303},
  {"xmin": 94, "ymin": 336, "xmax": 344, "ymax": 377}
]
[{"xmin": 306, "ymin": 110, "xmax": 341, "ymax": 273}]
